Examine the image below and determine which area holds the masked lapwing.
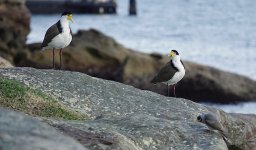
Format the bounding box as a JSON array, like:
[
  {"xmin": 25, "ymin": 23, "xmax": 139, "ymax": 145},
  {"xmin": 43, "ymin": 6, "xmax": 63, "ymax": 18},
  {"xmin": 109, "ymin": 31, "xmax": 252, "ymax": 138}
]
[
  {"xmin": 41, "ymin": 11, "xmax": 73, "ymax": 69},
  {"xmin": 151, "ymin": 50, "xmax": 185, "ymax": 97}
]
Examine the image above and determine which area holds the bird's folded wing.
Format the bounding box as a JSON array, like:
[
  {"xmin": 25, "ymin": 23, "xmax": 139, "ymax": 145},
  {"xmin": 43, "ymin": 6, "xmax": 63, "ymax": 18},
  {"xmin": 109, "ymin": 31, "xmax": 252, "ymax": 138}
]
[
  {"xmin": 41, "ymin": 22, "xmax": 61, "ymax": 48},
  {"xmin": 206, "ymin": 118, "xmax": 229, "ymax": 138},
  {"xmin": 151, "ymin": 62, "xmax": 177, "ymax": 83},
  {"xmin": 205, "ymin": 115, "xmax": 226, "ymax": 132}
]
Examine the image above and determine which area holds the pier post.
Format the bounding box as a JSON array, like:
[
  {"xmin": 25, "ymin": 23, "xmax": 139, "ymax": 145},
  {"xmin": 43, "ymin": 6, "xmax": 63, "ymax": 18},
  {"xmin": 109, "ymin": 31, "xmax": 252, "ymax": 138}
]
[{"xmin": 129, "ymin": 0, "xmax": 137, "ymax": 15}]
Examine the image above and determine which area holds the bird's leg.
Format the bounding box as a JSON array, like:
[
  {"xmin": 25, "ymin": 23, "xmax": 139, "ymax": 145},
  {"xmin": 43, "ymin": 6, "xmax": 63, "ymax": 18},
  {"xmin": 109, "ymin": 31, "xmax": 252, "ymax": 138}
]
[
  {"xmin": 59, "ymin": 48, "xmax": 62, "ymax": 69},
  {"xmin": 173, "ymin": 84, "xmax": 176, "ymax": 97},
  {"xmin": 53, "ymin": 48, "xmax": 55, "ymax": 69},
  {"xmin": 167, "ymin": 84, "xmax": 170, "ymax": 97}
]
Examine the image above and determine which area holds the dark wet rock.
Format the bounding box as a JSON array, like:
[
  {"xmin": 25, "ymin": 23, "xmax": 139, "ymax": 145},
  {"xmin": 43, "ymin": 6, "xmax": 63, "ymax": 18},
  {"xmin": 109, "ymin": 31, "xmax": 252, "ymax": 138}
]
[
  {"xmin": 137, "ymin": 61, "xmax": 256, "ymax": 104},
  {"xmin": 179, "ymin": 62, "xmax": 256, "ymax": 103},
  {"xmin": 19, "ymin": 29, "xmax": 256, "ymax": 103},
  {"xmin": 0, "ymin": 108, "xmax": 88, "ymax": 150},
  {"xmin": 0, "ymin": 67, "xmax": 255, "ymax": 149},
  {"xmin": 0, "ymin": 0, "xmax": 30, "ymax": 62},
  {"xmin": 24, "ymin": 29, "xmax": 160, "ymax": 81}
]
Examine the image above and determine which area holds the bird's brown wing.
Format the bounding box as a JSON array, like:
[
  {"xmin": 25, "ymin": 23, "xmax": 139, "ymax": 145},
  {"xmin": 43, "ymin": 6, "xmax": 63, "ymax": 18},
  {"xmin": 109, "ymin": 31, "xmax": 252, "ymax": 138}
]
[
  {"xmin": 41, "ymin": 21, "xmax": 62, "ymax": 48},
  {"xmin": 151, "ymin": 61, "xmax": 178, "ymax": 83}
]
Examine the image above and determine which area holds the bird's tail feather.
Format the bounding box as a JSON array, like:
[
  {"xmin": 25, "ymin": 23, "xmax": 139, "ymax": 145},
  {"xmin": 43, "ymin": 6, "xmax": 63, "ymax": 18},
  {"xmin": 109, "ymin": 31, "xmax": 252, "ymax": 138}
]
[
  {"xmin": 220, "ymin": 129, "xmax": 228, "ymax": 138},
  {"xmin": 41, "ymin": 47, "xmax": 46, "ymax": 51},
  {"xmin": 220, "ymin": 130, "xmax": 232, "ymax": 146},
  {"xmin": 221, "ymin": 131, "xmax": 228, "ymax": 139}
]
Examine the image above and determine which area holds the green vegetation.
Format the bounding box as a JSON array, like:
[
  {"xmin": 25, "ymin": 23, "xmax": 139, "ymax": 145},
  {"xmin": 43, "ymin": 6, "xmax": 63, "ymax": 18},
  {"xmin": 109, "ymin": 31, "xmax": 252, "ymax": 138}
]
[{"xmin": 0, "ymin": 78, "xmax": 85, "ymax": 120}]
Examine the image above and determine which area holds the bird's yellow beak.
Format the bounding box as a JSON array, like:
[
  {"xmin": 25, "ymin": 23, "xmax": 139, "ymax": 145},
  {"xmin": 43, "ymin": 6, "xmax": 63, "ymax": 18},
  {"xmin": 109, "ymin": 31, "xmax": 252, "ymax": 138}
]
[
  {"xmin": 67, "ymin": 14, "xmax": 73, "ymax": 23},
  {"xmin": 168, "ymin": 51, "xmax": 175, "ymax": 58}
]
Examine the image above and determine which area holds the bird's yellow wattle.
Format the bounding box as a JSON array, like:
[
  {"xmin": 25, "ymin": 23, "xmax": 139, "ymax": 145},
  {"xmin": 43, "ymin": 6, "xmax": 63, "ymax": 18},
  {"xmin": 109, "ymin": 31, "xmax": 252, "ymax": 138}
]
[
  {"xmin": 169, "ymin": 51, "xmax": 175, "ymax": 58},
  {"xmin": 67, "ymin": 15, "xmax": 73, "ymax": 22}
]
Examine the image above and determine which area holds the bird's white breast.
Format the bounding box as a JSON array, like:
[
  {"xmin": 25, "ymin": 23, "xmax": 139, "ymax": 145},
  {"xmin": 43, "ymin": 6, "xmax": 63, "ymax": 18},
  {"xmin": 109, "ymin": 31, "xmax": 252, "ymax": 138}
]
[
  {"xmin": 165, "ymin": 58, "xmax": 185, "ymax": 85},
  {"xmin": 48, "ymin": 31, "xmax": 72, "ymax": 49}
]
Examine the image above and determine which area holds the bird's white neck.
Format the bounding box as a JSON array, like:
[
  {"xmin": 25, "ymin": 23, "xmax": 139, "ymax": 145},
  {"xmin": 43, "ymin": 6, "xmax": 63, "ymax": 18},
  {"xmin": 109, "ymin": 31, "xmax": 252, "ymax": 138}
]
[
  {"xmin": 172, "ymin": 55, "xmax": 181, "ymax": 62},
  {"xmin": 60, "ymin": 16, "xmax": 70, "ymax": 32},
  {"xmin": 172, "ymin": 55, "xmax": 185, "ymax": 72}
]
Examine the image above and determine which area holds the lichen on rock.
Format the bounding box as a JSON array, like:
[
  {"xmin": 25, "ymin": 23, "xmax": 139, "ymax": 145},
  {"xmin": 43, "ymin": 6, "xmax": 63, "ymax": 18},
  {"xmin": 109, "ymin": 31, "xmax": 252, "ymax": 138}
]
[{"xmin": 0, "ymin": 76, "xmax": 85, "ymax": 120}]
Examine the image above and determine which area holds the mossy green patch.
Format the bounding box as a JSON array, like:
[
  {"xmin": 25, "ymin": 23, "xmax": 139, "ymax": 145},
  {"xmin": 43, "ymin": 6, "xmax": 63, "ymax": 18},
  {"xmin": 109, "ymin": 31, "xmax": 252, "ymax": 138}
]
[
  {"xmin": 0, "ymin": 78, "xmax": 85, "ymax": 120},
  {"xmin": 0, "ymin": 79, "xmax": 26, "ymax": 99}
]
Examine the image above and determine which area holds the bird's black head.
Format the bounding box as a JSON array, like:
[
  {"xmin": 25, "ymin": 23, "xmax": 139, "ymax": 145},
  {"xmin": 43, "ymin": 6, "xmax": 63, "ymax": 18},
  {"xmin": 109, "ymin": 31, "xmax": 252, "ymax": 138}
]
[
  {"xmin": 171, "ymin": 50, "xmax": 179, "ymax": 55},
  {"xmin": 61, "ymin": 11, "xmax": 72, "ymax": 16},
  {"xmin": 197, "ymin": 115, "xmax": 203, "ymax": 122}
]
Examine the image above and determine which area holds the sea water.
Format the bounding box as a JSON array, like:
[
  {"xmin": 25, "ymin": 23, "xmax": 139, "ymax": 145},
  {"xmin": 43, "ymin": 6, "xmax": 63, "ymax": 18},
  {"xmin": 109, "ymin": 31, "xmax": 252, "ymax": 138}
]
[
  {"xmin": 204, "ymin": 102, "xmax": 256, "ymax": 114},
  {"xmin": 27, "ymin": 0, "xmax": 256, "ymax": 114}
]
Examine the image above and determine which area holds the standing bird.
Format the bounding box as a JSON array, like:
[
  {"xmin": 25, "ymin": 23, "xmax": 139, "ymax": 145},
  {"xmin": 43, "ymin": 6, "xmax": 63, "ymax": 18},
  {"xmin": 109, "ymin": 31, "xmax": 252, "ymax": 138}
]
[
  {"xmin": 151, "ymin": 50, "xmax": 185, "ymax": 97},
  {"xmin": 197, "ymin": 113, "xmax": 228, "ymax": 138},
  {"xmin": 41, "ymin": 12, "xmax": 73, "ymax": 69}
]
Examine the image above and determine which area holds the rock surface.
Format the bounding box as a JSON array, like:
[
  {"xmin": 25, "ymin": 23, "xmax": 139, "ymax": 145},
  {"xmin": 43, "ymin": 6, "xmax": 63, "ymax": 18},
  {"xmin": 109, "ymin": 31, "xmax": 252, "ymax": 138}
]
[
  {"xmin": 22, "ymin": 29, "xmax": 256, "ymax": 103},
  {"xmin": 0, "ymin": 67, "xmax": 255, "ymax": 150},
  {"xmin": 0, "ymin": 108, "xmax": 88, "ymax": 150},
  {"xmin": 0, "ymin": 56, "xmax": 13, "ymax": 68},
  {"xmin": 0, "ymin": 0, "xmax": 30, "ymax": 62}
]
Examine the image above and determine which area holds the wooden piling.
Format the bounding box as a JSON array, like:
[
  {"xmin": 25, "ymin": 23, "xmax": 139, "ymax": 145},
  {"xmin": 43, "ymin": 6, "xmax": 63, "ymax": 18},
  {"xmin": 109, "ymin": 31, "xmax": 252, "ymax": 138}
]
[
  {"xmin": 26, "ymin": 0, "xmax": 117, "ymax": 14},
  {"xmin": 129, "ymin": 0, "xmax": 137, "ymax": 15}
]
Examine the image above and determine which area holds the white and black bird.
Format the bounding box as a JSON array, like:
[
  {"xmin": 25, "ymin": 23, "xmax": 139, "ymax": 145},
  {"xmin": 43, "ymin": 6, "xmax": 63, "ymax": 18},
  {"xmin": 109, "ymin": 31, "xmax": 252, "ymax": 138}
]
[
  {"xmin": 151, "ymin": 50, "xmax": 185, "ymax": 97},
  {"xmin": 197, "ymin": 113, "xmax": 228, "ymax": 138},
  {"xmin": 41, "ymin": 11, "xmax": 73, "ymax": 69}
]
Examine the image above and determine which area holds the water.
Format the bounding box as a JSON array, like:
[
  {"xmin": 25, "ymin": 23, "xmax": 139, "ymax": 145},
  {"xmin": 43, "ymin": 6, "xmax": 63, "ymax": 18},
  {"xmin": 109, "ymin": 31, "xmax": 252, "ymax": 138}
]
[
  {"xmin": 204, "ymin": 102, "xmax": 256, "ymax": 114},
  {"xmin": 27, "ymin": 0, "xmax": 256, "ymax": 114}
]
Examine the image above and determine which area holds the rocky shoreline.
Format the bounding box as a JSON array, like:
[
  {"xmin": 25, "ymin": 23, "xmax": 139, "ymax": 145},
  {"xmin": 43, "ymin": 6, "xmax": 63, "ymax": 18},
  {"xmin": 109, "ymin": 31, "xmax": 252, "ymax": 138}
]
[
  {"xmin": 17, "ymin": 29, "xmax": 256, "ymax": 103},
  {"xmin": 0, "ymin": 1, "xmax": 256, "ymax": 149},
  {"xmin": 1, "ymin": 0, "xmax": 255, "ymax": 104},
  {"xmin": 0, "ymin": 67, "xmax": 255, "ymax": 150}
]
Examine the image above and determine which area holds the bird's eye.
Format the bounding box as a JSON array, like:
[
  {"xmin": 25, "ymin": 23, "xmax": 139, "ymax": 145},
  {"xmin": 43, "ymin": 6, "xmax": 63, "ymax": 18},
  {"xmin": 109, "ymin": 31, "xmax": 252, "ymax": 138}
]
[{"xmin": 197, "ymin": 116, "xmax": 202, "ymax": 122}]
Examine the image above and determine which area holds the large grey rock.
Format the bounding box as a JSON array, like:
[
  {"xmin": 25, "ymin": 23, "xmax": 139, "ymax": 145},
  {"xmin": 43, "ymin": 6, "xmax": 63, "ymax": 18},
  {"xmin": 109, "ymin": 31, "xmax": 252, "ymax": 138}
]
[
  {"xmin": 0, "ymin": 108, "xmax": 88, "ymax": 150},
  {"xmin": 0, "ymin": 67, "xmax": 255, "ymax": 150},
  {"xmin": 43, "ymin": 114, "xmax": 228, "ymax": 150}
]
